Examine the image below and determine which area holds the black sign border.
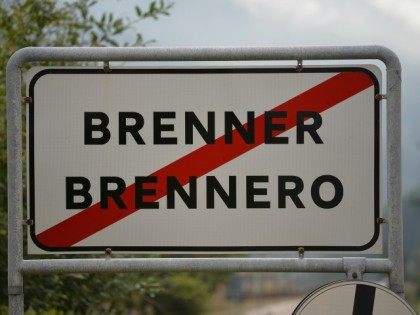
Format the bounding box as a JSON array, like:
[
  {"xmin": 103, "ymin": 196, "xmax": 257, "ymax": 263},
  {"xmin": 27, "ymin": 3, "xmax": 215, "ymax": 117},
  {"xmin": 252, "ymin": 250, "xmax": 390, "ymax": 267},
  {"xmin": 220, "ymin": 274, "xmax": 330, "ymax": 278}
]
[{"xmin": 28, "ymin": 67, "xmax": 380, "ymax": 252}]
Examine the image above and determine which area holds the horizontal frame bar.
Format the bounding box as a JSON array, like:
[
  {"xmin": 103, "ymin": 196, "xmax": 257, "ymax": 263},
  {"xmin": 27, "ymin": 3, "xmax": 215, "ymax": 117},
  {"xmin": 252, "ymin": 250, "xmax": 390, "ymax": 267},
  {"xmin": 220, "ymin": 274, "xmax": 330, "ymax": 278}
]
[
  {"xmin": 20, "ymin": 258, "xmax": 393, "ymax": 274},
  {"xmin": 7, "ymin": 46, "xmax": 400, "ymax": 68}
]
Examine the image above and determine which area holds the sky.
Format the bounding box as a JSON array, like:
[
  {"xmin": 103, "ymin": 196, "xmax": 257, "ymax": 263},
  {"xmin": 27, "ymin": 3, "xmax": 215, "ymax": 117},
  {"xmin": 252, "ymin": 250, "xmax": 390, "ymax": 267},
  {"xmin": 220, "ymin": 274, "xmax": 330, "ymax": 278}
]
[{"xmin": 99, "ymin": 0, "xmax": 420, "ymax": 194}]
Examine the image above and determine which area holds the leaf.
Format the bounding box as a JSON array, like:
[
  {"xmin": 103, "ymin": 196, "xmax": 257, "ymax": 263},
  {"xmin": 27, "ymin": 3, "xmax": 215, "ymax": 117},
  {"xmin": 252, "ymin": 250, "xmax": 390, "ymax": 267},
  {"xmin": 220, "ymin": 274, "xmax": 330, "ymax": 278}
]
[
  {"xmin": 149, "ymin": 1, "xmax": 157, "ymax": 13},
  {"xmin": 135, "ymin": 5, "xmax": 142, "ymax": 16},
  {"xmin": 100, "ymin": 12, "xmax": 105, "ymax": 25},
  {"xmin": 106, "ymin": 38, "xmax": 118, "ymax": 46}
]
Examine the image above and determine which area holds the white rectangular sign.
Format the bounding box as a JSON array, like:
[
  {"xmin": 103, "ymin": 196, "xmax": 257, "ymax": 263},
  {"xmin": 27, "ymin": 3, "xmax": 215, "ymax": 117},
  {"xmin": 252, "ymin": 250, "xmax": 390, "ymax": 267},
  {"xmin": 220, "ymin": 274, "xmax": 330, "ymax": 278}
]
[{"xmin": 27, "ymin": 66, "xmax": 381, "ymax": 253}]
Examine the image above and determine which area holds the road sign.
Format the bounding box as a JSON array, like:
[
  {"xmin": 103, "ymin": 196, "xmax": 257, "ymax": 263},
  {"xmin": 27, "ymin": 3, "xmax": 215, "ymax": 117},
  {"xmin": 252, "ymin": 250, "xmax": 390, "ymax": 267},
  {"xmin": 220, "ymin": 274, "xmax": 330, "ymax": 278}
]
[
  {"xmin": 293, "ymin": 280, "xmax": 416, "ymax": 314},
  {"xmin": 27, "ymin": 66, "xmax": 381, "ymax": 253}
]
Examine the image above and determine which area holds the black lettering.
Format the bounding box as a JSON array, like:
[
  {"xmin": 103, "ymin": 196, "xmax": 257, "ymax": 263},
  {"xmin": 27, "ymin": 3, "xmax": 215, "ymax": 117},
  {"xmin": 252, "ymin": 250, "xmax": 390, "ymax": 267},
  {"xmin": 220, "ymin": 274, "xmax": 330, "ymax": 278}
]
[
  {"xmin": 297, "ymin": 111, "xmax": 323, "ymax": 144},
  {"xmin": 265, "ymin": 111, "xmax": 288, "ymax": 144},
  {"xmin": 206, "ymin": 176, "xmax": 236, "ymax": 208},
  {"xmin": 66, "ymin": 177, "xmax": 92, "ymax": 209},
  {"xmin": 167, "ymin": 176, "xmax": 197, "ymax": 209},
  {"xmin": 246, "ymin": 176, "xmax": 270, "ymax": 208},
  {"xmin": 84, "ymin": 112, "xmax": 111, "ymax": 145},
  {"xmin": 185, "ymin": 112, "xmax": 215, "ymax": 144},
  {"xmin": 154, "ymin": 112, "xmax": 177, "ymax": 144},
  {"xmin": 225, "ymin": 111, "xmax": 255, "ymax": 144},
  {"xmin": 135, "ymin": 176, "xmax": 159, "ymax": 209},
  {"xmin": 278, "ymin": 176, "xmax": 305, "ymax": 208},
  {"xmin": 311, "ymin": 175, "xmax": 343, "ymax": 209},
  {"xmin": 100, "ymin": 177, "xmax": 127, "ymax": 209},
  {"xmin": 119, "ymin": 112, "xmax": 145, "ymax": 145}
]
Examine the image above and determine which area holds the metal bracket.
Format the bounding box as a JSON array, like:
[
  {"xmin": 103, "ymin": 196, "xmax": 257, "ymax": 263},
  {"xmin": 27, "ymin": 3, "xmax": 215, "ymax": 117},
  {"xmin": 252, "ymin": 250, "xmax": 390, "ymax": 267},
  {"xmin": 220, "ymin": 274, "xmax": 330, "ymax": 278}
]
[
  {"xmin": 8, "ymin": 286, "xmax": 23, "ymax": 295},
  {"xmin": 298, "ymin": 247, "xmax": 305, "ymax": 258},
  {"xmin": 377, "ymin": 217, "xmax": 387, "ymax": 224},
  {"xmin": 343, "ymin": 257, "xmax": 366, "ymax": 280},
  {"xmin": 105, "ymin": 247, "xmax": 112, "ymax": 258},
  {"xmin": 22, "ymin": 96, "xmax": 32, "ymax": 104},
  {"xmin": 375, "ymin": 93, "xmax": 387, "ymax": 101},
  {"xmin": 103, "ymin": 61, "xmax": 110, "ymax": 73},
  {"xmin": 296, "ymin": 59, "xmax": 303, "ymax": 72},
  {"xmin": 23, "ymin": 218, "xmax": 33, "ymax": 226}
]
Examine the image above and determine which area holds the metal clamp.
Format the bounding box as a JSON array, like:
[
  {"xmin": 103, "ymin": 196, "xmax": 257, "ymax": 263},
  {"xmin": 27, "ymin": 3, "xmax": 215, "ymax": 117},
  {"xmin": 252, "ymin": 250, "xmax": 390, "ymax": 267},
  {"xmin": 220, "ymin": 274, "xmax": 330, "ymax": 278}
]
[
  {"xmin": 375, "ymin": 93, "xmax": 387, "ymax": 101},
  {"xmin": 22, "ymin": 96, "xmax": 32, "ymax": 104},
  {"xmin": 298, "ymin": 247, "xmax": 305, "ymax": 258},
  {"xmin": 103, "ymin": 61, "xmax": 110, "ymax": 73},
  {"xmin": 23, "ymin": 218, "xmax": 34, "ymax": 226},
  {"xmin": 343, "ymin": 257, "xmax": 366, "ymax": 280},
  {"xmin": 296, "ymin": 59, "xmax": 303, "ymax": 72},
  {"xmin": 8, "ymin": 286, "xmax": 23, "ymax": 295},
  {"xmin": 377, "ymin": 217, "xmax": 387, "ymax": 224},
  {"xmin": 105, "ymin": 247, "xmax": 112, "ymax": 258}
]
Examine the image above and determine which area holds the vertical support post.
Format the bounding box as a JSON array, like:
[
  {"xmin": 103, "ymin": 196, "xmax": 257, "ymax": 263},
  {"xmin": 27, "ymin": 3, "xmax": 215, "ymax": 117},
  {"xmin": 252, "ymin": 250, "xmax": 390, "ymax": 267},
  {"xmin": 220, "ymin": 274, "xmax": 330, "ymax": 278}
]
[
  {"xmin": 386, "ymin": 63, "xmax": 404, "ymax": 296},
  {"xmin": 386, "ymin": 65, "xmax": 404, "ymax": 296},
  {"xmin": 6, "ymin": 56, "xmax": 24, "ymax": 314}
]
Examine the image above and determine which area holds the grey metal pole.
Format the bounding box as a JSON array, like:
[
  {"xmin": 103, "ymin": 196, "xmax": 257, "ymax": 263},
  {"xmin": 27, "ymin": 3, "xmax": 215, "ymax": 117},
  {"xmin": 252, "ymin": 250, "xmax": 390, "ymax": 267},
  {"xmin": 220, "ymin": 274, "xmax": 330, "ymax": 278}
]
[
  {"xmin": 5, "ymin": 45, "xmax": 403, "ymax": 64},
  {"xmin": 384, "ymin": 55, "xmax": 404, "ymax": 296},
  {"xmin": 6, "ymin": 50, "xmax": 24, "ymax": 314},
  {"xmin": 20, "ymin": 257, "xmax": 393, "ymax": 274}
]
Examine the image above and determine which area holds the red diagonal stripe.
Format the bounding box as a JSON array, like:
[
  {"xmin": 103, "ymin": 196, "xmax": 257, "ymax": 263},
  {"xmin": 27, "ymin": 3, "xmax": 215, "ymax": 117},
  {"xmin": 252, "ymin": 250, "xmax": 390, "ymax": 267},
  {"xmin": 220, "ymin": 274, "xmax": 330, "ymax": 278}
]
[{"xmin": 36, "ymin": 72, "xmax": 374, "ymax": 247}]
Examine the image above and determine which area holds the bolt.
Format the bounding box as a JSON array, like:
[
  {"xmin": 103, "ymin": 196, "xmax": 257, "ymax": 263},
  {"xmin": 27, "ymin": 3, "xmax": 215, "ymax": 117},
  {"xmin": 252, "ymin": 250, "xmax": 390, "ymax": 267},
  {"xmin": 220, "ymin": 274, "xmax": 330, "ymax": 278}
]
[
  {"xmin": 103, "ymin": 61, "xmax": 110, "ymax": 73},
  {"xmin": 22, "ymin": 96, "xmax": 32, "ymax": 104},
  {"xmin": 296, "ymin": 59, "xmax": 303, "ymax": 72},
  {"xmin": 24, "ymin": 218, "xmax": 34, "ymax": 226},
  {"xmin": 375, "ymin": 93, "xmax": 386, "ymax": 101},
  {"xmin": 298, "ymin": 247, "xmax": 304, "ymax": 258},
  {"xmin": 377, "ymin": 217, "xmax": 387, "ymax": 224},
  {"xmin": 352, "ymin": 272, "xmax": 358, "ymax": 280}
]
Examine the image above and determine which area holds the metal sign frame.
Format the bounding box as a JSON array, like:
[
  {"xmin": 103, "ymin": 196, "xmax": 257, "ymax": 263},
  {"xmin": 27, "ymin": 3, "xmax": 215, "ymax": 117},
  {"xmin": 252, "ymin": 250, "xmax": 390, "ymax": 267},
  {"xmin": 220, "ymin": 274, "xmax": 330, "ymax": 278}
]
[{"xmin": 7, "ymin": 46, "xmax": 403, "ymax": 314}]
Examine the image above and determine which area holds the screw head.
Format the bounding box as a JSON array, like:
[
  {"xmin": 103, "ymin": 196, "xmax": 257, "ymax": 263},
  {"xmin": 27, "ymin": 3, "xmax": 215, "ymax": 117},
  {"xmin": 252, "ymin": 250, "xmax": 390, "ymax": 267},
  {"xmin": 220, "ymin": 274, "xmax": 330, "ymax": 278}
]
[
  {"xmin": 298, "ymin": 247, "xmax": 305, "ymax": 257},
  {"xmin": 296, "ymin": 62, "xmax": 303, "ymax": 72},
  {"xmin": 103, "ymin": 62, "xmax": 110, "ymax": 73},
  {"xmin": 377, "ymin": 217, "xmax": 386, "ymax": 224},
  {"xmin": 375, "ymin": 93, "xmax": 386, "ymax": 101},
  {"xmin": 24, "ymin": 218, "xmax": 34, "ymax": 226},
  {"xmin": 22, "ymin": 96, "xmax": 32, "ymax": 104}
]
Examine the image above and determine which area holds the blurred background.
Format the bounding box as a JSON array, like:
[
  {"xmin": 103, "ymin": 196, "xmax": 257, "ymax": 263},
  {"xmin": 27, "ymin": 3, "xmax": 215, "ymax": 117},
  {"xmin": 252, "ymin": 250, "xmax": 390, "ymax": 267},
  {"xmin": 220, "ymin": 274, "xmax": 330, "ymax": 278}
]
[{"xmin": 0, "ymin": 0, "xmax": 419, "ymax": 314}]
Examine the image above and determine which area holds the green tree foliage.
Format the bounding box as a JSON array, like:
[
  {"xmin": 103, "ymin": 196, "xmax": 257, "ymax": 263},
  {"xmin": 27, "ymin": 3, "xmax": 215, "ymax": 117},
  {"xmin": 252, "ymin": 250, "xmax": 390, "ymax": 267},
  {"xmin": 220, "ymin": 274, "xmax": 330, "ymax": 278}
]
[{"xmin": 0, "ymin": 1, "xmax": 227, "ymax": 313}]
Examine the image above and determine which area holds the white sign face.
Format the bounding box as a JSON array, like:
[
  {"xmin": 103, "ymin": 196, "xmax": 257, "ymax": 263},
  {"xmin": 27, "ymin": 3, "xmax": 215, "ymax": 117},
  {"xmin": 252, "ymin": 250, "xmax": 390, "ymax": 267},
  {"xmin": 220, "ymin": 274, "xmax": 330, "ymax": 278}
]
[
  {"xmin": 293, "ymin": 281, "xmax": 416, "ymax": 315},
  {"xmin": 27, "ymin": 66, "xmax": 380, "ymax": 253}
]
